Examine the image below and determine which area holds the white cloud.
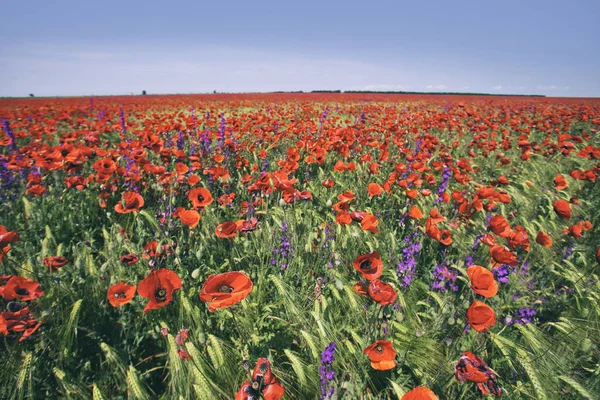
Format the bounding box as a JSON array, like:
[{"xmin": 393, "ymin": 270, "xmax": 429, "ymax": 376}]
[
  {"xmin": 424, "ymin": 84, "xmax": 448, "ymax": 90},
  {"xmin": 492, "ymin": 85, "xmax": 503, "ymax": 90}
]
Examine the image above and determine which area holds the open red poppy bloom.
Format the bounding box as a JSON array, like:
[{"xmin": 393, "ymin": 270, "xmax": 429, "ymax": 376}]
[
  {"xmin": 455, "ymin": 351, "xmax": 502, "ymax": 396},
  {"xmin": 175, "ymin": 208, "xmax": 200, "ymax": 228},
  {"xmin": 2, "ymin": 307, "xmax": 43, "ymax": 342},
  {"xmin": 0, "ymin": 226, "xmax": 19, "ymax": 250},
  {"xmin": 235, "ymin": 358, "xmax": 285, "ymax": 400},
  {"xmin": 408, "ymin": 205, "xmax": 424, "ymax": 219},
  {"xmin": 489, "ymin": 215, "xmax": 511, "ymax": 238},
  {"xmin": 2, "ymin": 276, "xmax": 44, "ymax": 301},
  {"xmin": 0, "ymin": 226, "xmax": 19, "ymax": 263},
  {"xmin": 401, "ymin": 387, "xmax": 439, "ymax": 400},
  {"xmin": 535, "ymin": 232, "xmax": 553, "ymax": 247},
  {"xmin": 367, "ymin": 280, "xmax": 397, "ymax": 305},
  {"xmin": 363, "ymin": 340, "xmax": 397, "ymax": 370},
  {"xmin": 467, "ymin": 265, "xmax": 498, "ymax": 298},
  {"xmin": 107, "ymin": 282, "xmax": 136, "ymax": 307},
  {"xmin": 43, "ymin": 256, "xmax": 68, "ymax": 272},
  {"xmin": 353, "ymin": 251, "xmax": 383, "ymax": 281},
  {"xmin": 438, "ymin": 229, "xmax": 453, "ymax": 246},
  {"xmin": 490, "ymin": 246, "xmax": 518, "ymax": 266},
  {"xmin": 199, "ymin": 271, "xmax": 253, "ymax": 311},
  {"xmin": 467, "ymin": 300, "xmax": 496, "ymax": 332},
  {"xmin": 138, "ymin": 269, "xmax": 182, "ymax": 313},
  {"xmin": 367, "ymin": 182, "xmax": 384, "ymax": 198},
  {"xmin": 553, "ymin": 199, "xmax": 572, "ymax": 220},
  {"xmin": 360, "ymin": 213, "xmax": 379, "ymax": 233},
  {"xmin": 188, "ymin": 187, "xmax": 213, "ymax": 208},
  {"xmin": 215, "ymin": 221, "xmax": 241, "ymax": 238},
  {"xmin": 114, "ymin": 192, "xmax": 144, "ymax": 214},
  {"xmin": 554, "ymin": 174, "xmax": 568, "ymax": 190}
]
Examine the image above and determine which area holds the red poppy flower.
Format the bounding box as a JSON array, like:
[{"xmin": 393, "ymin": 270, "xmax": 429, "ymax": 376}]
[
  {"xmin": 367, "ymin": 280, "xmax": 397, "ymax": 305},
  {"xmin": 480, "ymin": 234, "xmax": 497, "ymax": 247},
  {"xmin": 596, "ymin": 248, "xmax": 600, "ymax": 263},
  {"xmin": 2, "ymin": 307, "xmax": 43, "ymax": 342},
  {"xmin": 438, "ymin": 229, "xmax": 453, "ymax": 246},
  {"xmin": 553, "ymin": 199, "xmax": 572, "ymax": 220},
  {"xmin": 176, "ymin": 208, "xmax": 201, "ymax": 228},
  {"xmin": 507, "ymin": 226, "xmax": 530, "ymax": 252},
  {"xmin": 408, "ymin": 205, "xmax": 424, "ymax": 219},
  {"xmin": 322, "ymin": 178, "xmax": 335, "ymax": 188},
  {"xmin": 363, "ymin": 340, "xmax": 397, "ymax": 370},
  {"xmin": 467, "ymin": 265, "xmax": 498, "ymax": 298},
  {"xmin": 107, "ymin": 282, "xmax": 136, "ymax": 307},
  {"xmin": 360, "ymin": 214, "xmax": 379, "ymax": 233},
  {"xmin": 353, "ymin": 281, "xmax": 368, "ymax": 296},
  {"xmin": 535, "ymin": 232, "xmax": 552, "ymax": 247},
  {"xmin": 401, "ymin": 387, "xmax": 439, "ymax": 400},
  {"xmin": 142, "ymin": 240, "xmax": 158, "ymax": 259},
  {"xmin": 337, "ymin": 190, "xmax": 355, "ymax": 203},
  {"xmin": 43, "ymin": 256, "xmax": 68, "ymax": 272},
  {"xmin": 455, "ymin": 351, "xmax": 502, "ymax": 396},
  {"xmin": 235, "ymin": 358, "xmax": 285, "ymax": 400},
  {"xmin": 2, "ymin": 276, "xmax": 44, "ymax": 301},
  {"xmin": 114, "ymin": 192, "xmax": 144, "ymax": 214},
  {"xmin": 489, "ymin": 215, "xmax": 511, "ymax": 238},
  {"xmin": 215, "ymin": 221, "xmax": 241, "ymax": 238},
  {"xmin": 120, "ymin": 254, "xmax": 139, "ymax": 265},
  {"xmin": 138, "ymin": 269, "xmax": 182, "ymax": 313},
  {"xmin": 0, "ymin": 226, "xmax": 19, "ymax": 262},
  {"xmin": 0, "ymin": 227, "xmax": 19, "ymax": 249},
  {"xmin": 367, "ymin": 183, "xmax": 384, "ymax": 198},
  {"xmin": 188, "ymin": 187, "xmax": 213, "ymax": 208},
  {"xmin": 0, "ymin": 275, "xmax": 12, "ymax": 298},
  {"xmin": 199, "ymin": 271, "xmax": 253, "ymax": 311},
  {"xmin": 428, "ymin": 208, "xmax": 445, "ymax": 225},
  {"xmin": 353, "ymin": 251, "xmax": 383, "ymax": 281},
  {"xmin": 554, "ymin": 174, "xmax": 568, "ymax": 190},
  {"xmin": 467, "ymin": 300, "xmax": 496, "ymax": 332},
  {"xmin": 490, "ymin": 245, "xmax": 518, "ymax": 266}
]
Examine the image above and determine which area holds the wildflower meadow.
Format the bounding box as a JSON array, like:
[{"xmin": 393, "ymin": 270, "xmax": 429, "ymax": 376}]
[{"xmin": 0, "ymin": 93, "xmax": 599, "ymax": 399}]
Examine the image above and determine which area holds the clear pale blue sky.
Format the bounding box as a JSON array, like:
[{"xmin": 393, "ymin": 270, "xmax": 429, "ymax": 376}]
[{"xmin": 1, "ymin": 0, "xmax": 598, "ymax": 97}]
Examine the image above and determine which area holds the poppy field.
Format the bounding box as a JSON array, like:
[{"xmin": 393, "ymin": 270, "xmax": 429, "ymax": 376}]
[{"xmin": 1, "ymin": 93, "xmax": 600, "ymax": 399}]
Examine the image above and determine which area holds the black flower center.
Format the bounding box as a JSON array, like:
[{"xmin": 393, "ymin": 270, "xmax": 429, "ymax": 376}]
[
  {"xmin": 252, "ymin": 381, "xmax": 260, "ymax": 390},
  {"xmin": 16, "ymin": 288, "xmax": 30, "ymax": 296},
  {"xmin": 375, "ymin": 345, "xmax": 384, "ymax": 353},
  {"xmin": 155, "ymin": 287, "xmax": 168, "ymax": 302},
  {"xmin": 360, "ymin": 260, "xmax": 373, "ymax": 270},
  {"xmin": 258, "ymin": 362, "xmax": 269, "ymax": 373},
  {"xmin": 115, "ymin": 291, "xmax": 127, "ymax": 299},
  {"xmin": 218, "ymin": 285, "xmax": 234, "ymax": 293}
]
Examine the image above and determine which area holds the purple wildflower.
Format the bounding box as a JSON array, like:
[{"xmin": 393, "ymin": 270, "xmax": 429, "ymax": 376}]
[
  {"xmin": 434, "ymin": 165, "xmax": 452, "ymax": 205},
  {"xmin": 271, "ymin": 219, "xmax": 294, "ymax": 270},
  {"xmin": 397, "ymin": 232, "xmax": 421, "ymax": 288},
  {"xmin": 2, "ymin": 119, "xmax": 18, "ymax": 152},
  {"xmin": 176, "ymin": 131, "xmax": 185, "ymax": 150},
  {"xmin": 319, "ymin": 342, "xmax": 336, "ymax": 400},
  {"xmin": 504, "ymin": 308, "xmax": 536, "ymax": 326},
  {"xmin": 493, "ymin": 264, "xmax": 512, "ymax": 283},
  {"xmin": 432, "ymin": 260, "xmax": 458, "ymax": 292},
  {"xmin": 119, "ymin": 107, "xmax": 126, "ymax": 132}
]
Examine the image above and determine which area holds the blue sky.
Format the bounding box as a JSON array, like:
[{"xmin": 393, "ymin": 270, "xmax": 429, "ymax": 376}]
[{"xmin": 1, "ymin": 0, "xmax": 598, "ymax": 97}]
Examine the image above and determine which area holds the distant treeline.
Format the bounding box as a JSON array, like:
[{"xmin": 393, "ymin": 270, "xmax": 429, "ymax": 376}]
[{"xmin": 268, "ymin": 90, "xmax": 546, "ymax": 97}]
